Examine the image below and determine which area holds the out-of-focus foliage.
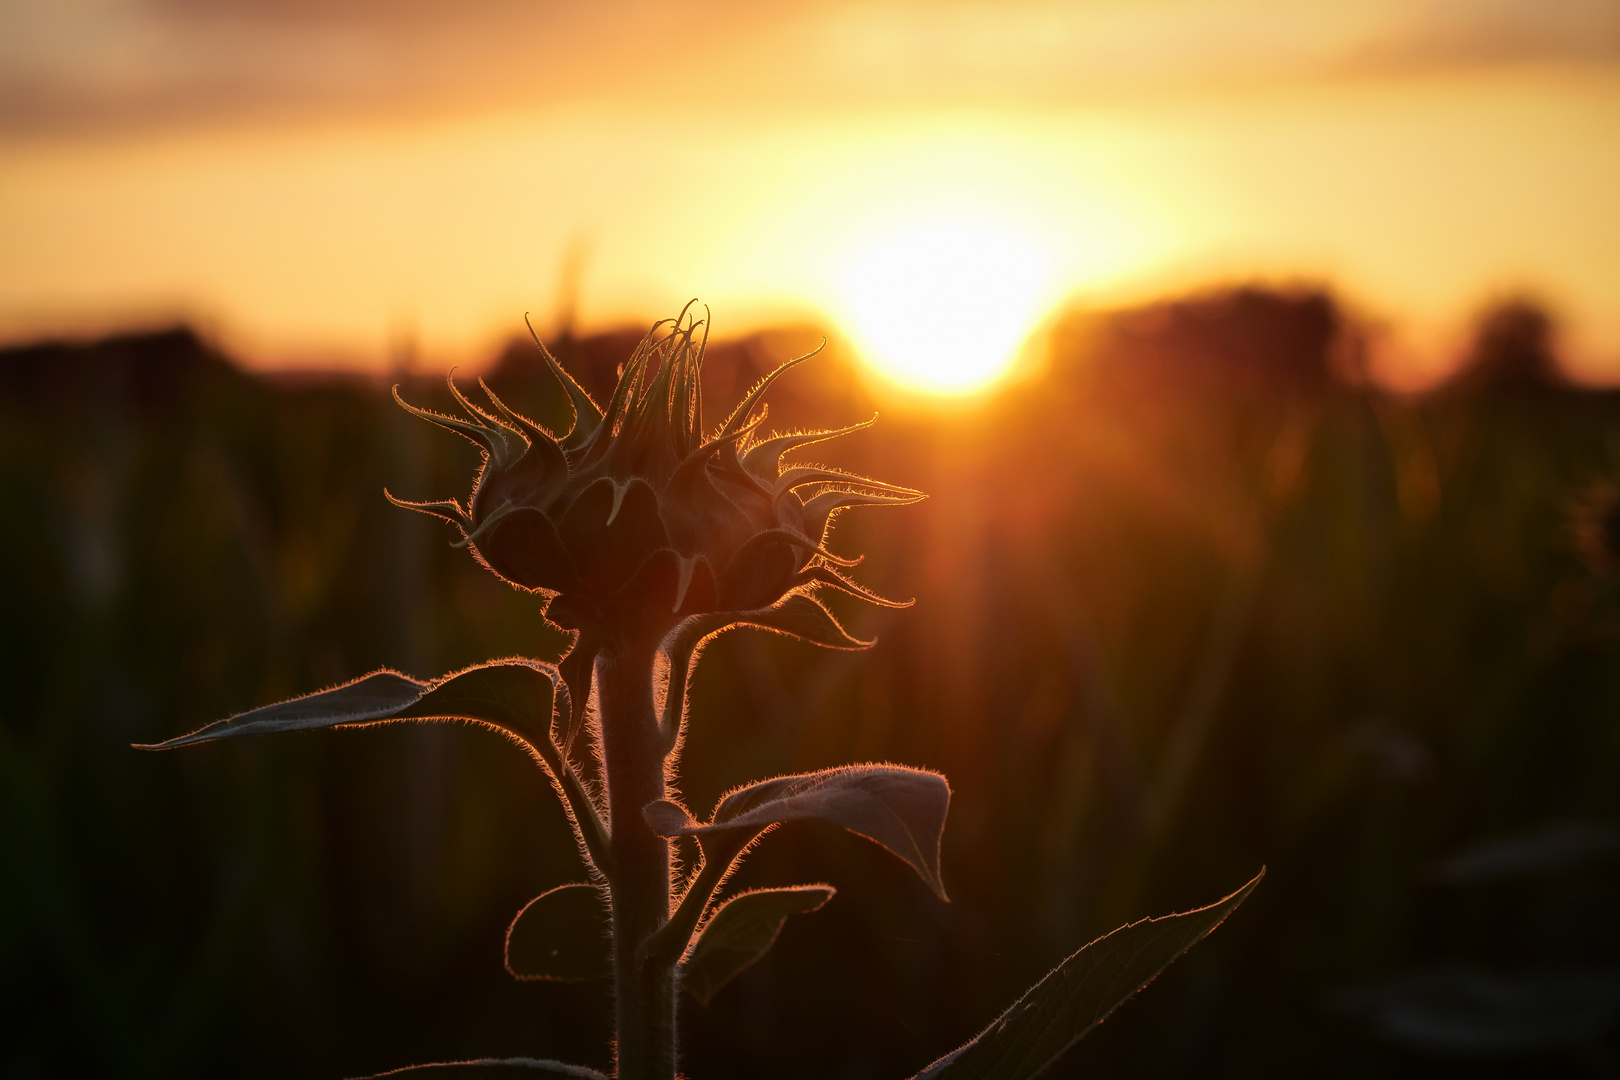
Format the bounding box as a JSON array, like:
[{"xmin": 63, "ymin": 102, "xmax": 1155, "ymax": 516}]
[{"xmin": 3, "ymin": 288, "xmax": 1619, "ymax": 1077}]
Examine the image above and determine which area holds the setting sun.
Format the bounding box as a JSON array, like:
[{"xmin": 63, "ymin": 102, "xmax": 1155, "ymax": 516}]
[{"xmin": 838, "ymin": 219, "xmax": 1051, "ymax": 394}]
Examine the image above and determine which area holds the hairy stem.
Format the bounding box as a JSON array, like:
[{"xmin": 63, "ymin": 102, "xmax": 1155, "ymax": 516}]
[{"xmin": 597, "ymin": 632, "xmax": 677, "ymax": 1080}]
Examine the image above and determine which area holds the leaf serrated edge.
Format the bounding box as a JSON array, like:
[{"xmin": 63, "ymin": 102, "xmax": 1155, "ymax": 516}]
[{"xmin": 910, "ymin": 868, "xmax": 1265, "ymax": 1080}]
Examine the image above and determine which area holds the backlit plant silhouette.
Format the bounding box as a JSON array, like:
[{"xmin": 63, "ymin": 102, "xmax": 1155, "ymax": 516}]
[{"xmin": 141, "ymin": 304, "xmax": 1260, "ymax": 1079}]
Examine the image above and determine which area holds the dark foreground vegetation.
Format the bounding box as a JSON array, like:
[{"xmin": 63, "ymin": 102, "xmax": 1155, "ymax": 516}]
[{"xmin": 3, "ymin": 288, "xmax": 1619, "ymax": 1077}]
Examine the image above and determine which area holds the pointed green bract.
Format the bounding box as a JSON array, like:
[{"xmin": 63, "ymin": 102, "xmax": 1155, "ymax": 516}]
[
  {"xmin": 682, "ymin": 885, "xmax": 835, "ymax": 1006},
  {"xmin": 801, "ymin": 488, "xmax": 922, "ymax": 546},
  {"xmin": 717, "ymin": 340, "xmax": 823, "ymax": 438},
  {"xmin": 505, "ymin": 883, "xmax": 612, "ymax": 982},
  {"xmin": 740, "ymin": 417, "xmax": 876, "ymax": 482},
  {"xmin": 910, "ymin": 870, "xmax": 1265, "ymax": 1080},
  {"xmin": 774, "ymin": 464, "xmax": 923, "ymax": 499},
  {"xmin": 791, "ymin": 565, "xmax": 914, "ymax": 609},
  {"xmin": 733, "ymin": 593, "xmax": 874, "ymax": 649},
  {"xmin": 525, "ymin": 312, "xmax": 603, "ymax": 450}
]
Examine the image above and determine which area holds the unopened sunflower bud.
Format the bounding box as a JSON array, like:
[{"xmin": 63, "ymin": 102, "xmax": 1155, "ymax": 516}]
[{"xmin": 389, "ymin": 305, "xmax": 922, "ymax": 639}]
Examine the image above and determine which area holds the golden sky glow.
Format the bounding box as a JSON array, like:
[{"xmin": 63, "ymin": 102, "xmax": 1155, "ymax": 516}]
[{"xmin": 2, "ymin": 1, "xmax": 1619, "ymax": 388}]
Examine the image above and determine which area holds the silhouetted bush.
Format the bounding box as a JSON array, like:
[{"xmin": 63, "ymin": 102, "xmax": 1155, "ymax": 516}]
[
  {"xmin": 1445, "ymin": 297, "xmax": 1567, "ymax": 395},
  {"xmin": 1052, "ymin": 286, "xmax": 1353, "ymax": 403}
]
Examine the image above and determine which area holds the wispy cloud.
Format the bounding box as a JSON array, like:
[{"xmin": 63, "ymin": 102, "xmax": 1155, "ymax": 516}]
[{"xmin": 3, "ymin": 0, "xmax": 1617, "ymax": 136}]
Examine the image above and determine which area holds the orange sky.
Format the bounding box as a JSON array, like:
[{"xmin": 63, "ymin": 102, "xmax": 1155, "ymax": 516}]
[{"xmin": 2, "ymin": 0, "xmax": 1618, "ymax": 388}]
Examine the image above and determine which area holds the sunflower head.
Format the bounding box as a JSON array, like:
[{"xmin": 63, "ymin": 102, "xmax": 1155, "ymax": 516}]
[{"xmin": 390, "ymin": 304, "xmax": 922, "ymax": 646}]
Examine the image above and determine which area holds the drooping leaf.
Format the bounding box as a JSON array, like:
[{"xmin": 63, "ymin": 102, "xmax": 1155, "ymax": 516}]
[
  {"xmin": 910, "ymin": 870, "xmax": 1264, "ymax": 1080},
  {"xmin": 134, "ymin": 670, "xmax": 426, "ymax": 749},
  {"xmin": 398, "ymin": 662, "xmax": 556, "ymax": 747},
  {"xmin": 682, "ymin": 885, "xmax": 835, "ymax": 1006},
  {"xmin": 505, "ymin": 883, "xmax": 611, "ymax": 982},
  {"xmin": 135, "ymin": 663, "xmax": 555, "ymax": 752},
  {"xmin": 353, "ymin": 1057, "xmax": 609, "ymax": 1078},
  {"xmin": 644, "ymin": 764, "xmax": 951, "ymax": 899}
]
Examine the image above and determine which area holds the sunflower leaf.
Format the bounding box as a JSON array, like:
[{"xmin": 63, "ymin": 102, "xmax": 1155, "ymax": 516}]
[
  {"xmin": 505, "ymin": 883, "xmax": 611, "ymax": 982},
  {"xmin": 645, "ymin": 764, "xmax": 950, "ymax": 899},
  {"xmin": 135, "ymin": 662, "xmax": 556, "ymax": 753},
  {"xmin": 682, "ymin": 885, "xmax": 835, "ymax": 1006},
  {"xmin": 910, "ymin": 870, "xmax": 1264, "ymax": 1080}
]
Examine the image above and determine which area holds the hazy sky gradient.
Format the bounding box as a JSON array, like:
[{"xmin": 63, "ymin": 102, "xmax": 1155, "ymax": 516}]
[
  {"xmin": 3, "ymin": 0, "xmax": 1618, "ymax": 384},
  {"xmin": 6, "ymin": 0, "xmax": 1618, "ymax": 132}
]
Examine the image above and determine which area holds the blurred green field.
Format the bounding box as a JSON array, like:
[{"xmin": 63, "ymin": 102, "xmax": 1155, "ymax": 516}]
[{"xmin": 3, "ymin": 289, "xmax": 1618, "ymax": 1078}]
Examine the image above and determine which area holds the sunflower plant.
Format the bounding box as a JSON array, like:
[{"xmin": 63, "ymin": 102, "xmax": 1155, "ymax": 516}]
[{"xmin": 141, "ymin": 305, "xmax": 1259, "ymax": 1079}]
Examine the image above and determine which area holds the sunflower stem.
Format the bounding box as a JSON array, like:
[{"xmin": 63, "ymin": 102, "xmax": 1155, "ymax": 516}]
[{"xmin": 598, "ymin": 632, "xmax": 678, "ymax": 1080}]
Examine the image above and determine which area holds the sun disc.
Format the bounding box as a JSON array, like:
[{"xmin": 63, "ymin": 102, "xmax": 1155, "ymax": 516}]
[{"xmin": 840, "ymin": 220, "xmax": 1048, "ymax": 393}]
